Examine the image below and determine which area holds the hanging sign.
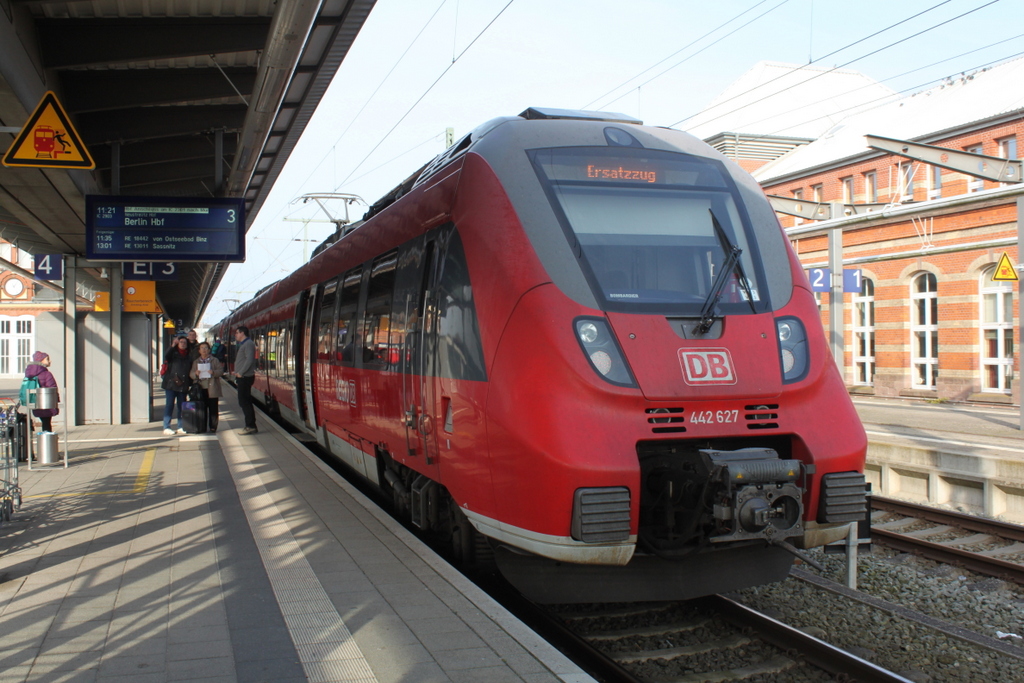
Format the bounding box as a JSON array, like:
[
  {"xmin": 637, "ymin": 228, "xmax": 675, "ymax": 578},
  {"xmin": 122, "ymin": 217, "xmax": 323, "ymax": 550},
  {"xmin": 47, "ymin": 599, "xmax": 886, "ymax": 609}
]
[{"xmin": 2, "ymin": 92, "xmax": 95, "ymax": 169}]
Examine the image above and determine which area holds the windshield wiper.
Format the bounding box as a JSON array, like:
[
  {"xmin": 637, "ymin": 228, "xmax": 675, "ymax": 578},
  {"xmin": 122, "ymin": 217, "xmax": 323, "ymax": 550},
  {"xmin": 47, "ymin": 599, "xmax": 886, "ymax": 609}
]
[{"xmin": 695, "ymin": 210, "xmax": 756, "ymax": 335}]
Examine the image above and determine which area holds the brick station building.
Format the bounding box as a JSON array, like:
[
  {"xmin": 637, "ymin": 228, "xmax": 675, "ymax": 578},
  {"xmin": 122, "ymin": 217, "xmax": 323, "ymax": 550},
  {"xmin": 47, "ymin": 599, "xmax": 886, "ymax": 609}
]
[{"xmin": 694, "ymin": 58, "xmax": 1023, "ymax": 405}]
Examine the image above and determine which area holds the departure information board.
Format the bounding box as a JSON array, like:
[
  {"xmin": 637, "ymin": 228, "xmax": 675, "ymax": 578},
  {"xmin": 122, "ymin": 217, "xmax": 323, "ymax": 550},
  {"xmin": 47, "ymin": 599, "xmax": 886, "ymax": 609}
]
[{"xmin": 85, "ymin": 195, "xmax": 246, "ymax": 262}]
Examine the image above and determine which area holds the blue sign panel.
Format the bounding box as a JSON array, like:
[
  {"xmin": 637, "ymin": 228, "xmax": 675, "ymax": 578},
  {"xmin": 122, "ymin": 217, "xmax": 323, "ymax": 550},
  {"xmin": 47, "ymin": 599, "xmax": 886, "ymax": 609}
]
[
  {"xmin": 122, "ymin": 262, "xmax": 179, "ymax": 280},
  {"xmin": 807, "ymin": 267, "xmax": 830, "ymax": 292},
  {"xmin": 806, "ymin": 268, "xmax": 864, "ymax": 293},
  {"xmin": 85, "ymin": 195, "xmax": 245, "ymax": 262},
  {"xmin": 843, "ymin": 268, "xmax": 863, "ymax": 294},
  {"xmin": 34, "ymin": 254, "xmax": 62, "ymax": 280}
]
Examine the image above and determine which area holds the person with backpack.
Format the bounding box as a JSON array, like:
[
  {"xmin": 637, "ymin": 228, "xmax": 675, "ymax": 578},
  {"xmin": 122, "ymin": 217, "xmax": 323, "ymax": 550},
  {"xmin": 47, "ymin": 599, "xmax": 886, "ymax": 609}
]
[
  {"xmin": 161, "ymin": 334, "xmax": 193, "ymax": 435},
  {"xmin": 23, "ymin": 351, "xmax": 59, "ymax": 432}
]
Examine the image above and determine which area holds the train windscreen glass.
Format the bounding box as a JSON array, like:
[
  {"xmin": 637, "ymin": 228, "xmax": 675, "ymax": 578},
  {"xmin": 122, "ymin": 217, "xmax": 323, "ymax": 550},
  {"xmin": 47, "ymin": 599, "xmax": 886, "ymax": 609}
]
[{"xmin": 530, "ymin": 147, "xmax": 769, "ymax": 315}]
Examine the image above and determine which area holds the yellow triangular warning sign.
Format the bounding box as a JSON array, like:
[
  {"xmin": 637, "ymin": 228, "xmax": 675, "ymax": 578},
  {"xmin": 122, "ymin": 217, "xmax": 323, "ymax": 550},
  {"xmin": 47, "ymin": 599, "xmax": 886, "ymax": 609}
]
[
  {"xmin": 2, "ymin": 91, "xmax": 94, "ymax": 170},
  {"xmin": 992, "ymin": 252, "xmax": 1019, "ymax": 282}
]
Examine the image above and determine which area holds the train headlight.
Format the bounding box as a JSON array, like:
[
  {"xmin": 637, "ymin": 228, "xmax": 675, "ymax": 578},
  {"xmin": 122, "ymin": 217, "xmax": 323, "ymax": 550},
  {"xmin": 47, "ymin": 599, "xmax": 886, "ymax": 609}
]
[
  {"xmin": 775, "ymin": 316, "xmax": 809, "ymax": 384},
  {"xmin": 578, "ymin": 321, "xmax": 600, "ymax": 344},
  {"xmin": 574, "ymin": 317, "xmax": 637, "ymax": 388}
]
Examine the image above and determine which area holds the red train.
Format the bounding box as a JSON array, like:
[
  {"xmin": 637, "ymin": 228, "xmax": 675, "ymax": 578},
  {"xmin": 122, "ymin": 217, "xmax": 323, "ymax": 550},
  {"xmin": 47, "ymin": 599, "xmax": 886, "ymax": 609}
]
[{"xmin": 211, "ymin": 108, "xmax": 868, "ymax": 603}]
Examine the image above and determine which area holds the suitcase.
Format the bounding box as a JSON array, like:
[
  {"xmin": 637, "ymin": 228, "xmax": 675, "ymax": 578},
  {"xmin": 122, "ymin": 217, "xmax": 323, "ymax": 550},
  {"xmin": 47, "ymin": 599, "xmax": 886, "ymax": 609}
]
[{"xmin": 181, "ymin": 400, "xmax": 207, "ymax": 434}]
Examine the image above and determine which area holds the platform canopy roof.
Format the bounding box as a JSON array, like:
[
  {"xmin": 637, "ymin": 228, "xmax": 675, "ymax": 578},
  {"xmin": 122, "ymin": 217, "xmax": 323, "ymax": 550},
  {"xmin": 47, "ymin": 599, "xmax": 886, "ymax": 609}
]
[{"xmin": 0, "ymin": 0, "xmax": 376, "ymax": 326}]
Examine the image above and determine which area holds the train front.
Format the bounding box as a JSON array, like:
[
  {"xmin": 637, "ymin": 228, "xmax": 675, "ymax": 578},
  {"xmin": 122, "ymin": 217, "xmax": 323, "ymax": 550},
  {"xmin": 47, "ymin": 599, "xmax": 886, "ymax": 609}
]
[{"xmin": 462, "ymin": 110, "xmax": 868, "ymax": 603}]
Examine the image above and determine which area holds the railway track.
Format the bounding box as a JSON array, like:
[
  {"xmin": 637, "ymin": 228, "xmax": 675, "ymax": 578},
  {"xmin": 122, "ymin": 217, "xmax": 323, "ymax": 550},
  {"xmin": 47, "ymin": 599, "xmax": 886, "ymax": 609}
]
[
  {"xmin": 871, "ymin": 496, "xmax": 1024, "ymax": 585},
  {"xmin": 536, "ymin": 596, "xmax": 911, "ymax": 682}
]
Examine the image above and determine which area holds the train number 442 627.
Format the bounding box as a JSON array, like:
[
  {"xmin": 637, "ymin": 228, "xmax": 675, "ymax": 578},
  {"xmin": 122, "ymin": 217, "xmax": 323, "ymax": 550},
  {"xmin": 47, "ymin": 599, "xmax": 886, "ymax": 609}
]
[{"xmin": 689, "ymin": 410, "xmax": 739, "ymax": 425}]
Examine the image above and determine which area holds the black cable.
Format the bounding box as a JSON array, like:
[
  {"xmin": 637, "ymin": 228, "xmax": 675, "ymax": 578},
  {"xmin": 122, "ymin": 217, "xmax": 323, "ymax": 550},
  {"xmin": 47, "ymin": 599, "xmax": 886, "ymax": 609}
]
[
  {"xmin": 580, "ymin": 0, "xmax": 781, "ymax": 111},
  {"xmin": 334, "ymin": 0, "xmax": 517, "ymax": 193},
  {"xmin": 673, "ymin": 0, "xmax": 1002, "ymax": 130},
  {"xmin": 718, "ymin": 36, "xmax": 1024, "ymax": 146}
]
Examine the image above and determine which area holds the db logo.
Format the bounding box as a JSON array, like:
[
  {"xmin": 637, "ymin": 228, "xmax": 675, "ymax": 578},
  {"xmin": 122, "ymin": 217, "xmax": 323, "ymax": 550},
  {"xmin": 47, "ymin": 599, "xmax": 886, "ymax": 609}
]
[{"xmin": 679, "ymin": 348, "xmax": 737, "ymax": 385}]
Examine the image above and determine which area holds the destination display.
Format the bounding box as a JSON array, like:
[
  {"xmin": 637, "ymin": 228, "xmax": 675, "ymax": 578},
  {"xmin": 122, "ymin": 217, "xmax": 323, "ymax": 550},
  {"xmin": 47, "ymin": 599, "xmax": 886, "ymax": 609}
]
[{"xmin": 85, "ymin": 196, "xmax": 246, "ymax": 262}]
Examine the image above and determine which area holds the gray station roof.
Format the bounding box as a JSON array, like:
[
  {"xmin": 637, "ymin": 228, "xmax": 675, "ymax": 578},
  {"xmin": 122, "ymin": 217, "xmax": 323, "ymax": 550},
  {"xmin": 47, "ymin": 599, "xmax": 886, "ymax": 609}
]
[{"xmin": 0, "ymin": 0, "xmax": 376, "ymax": 325}]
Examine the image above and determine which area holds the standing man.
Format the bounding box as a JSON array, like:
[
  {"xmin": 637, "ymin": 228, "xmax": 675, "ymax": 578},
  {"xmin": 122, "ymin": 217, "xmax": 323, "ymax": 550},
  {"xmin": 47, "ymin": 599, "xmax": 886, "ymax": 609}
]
[
  {"xmin": 186, "ymin": 329, "xmax": 200, "ymax": 359},
  {"xmin": 233, "ymin": 325, "xmax": 257, "ymax": 434}
]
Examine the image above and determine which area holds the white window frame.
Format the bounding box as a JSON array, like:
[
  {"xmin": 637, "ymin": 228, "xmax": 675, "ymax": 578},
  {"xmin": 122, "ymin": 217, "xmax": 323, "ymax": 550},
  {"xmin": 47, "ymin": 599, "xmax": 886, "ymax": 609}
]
[
  {"xmin": 863, "ymin": 171, "xmax": 877, "ymax": 203},
  {"xmin": 852, "ymin": 278, "xmax": 875, "ymax": 386},
  {"xmin": 910, "ymin": 273, "xmax": 938, "ymax": 390},
  {"xmin": 965, "ymin": 144, "xmax": 985, "ymax": 192},
  {"xmin": 928, "ymin": 165, "xmax": 942, "ymax": 200},
  {"xmin": 998, "ymin": 136, "xmax": 1018, "ymax": 187},
  {"xmin": 0, "ymin": 315, "xmax": 36, "ymax": 376},
  {"xmin": 841, "ymin": 177, "xmax": 854, "ymax": 204},
  {"xmin": 980, "ymin": 268, "xmax": 1014, "ymax": 393},
  {"xmin": 793, "ymin": 188, "xmax": 804, "ymax": 226},
  {"xmin": 811, "ymin": 184, "xmax": 823, "ymax": 204},
  {"xmin": 898, "ymin": 162, "xmax": 916, "ymax": 201}
]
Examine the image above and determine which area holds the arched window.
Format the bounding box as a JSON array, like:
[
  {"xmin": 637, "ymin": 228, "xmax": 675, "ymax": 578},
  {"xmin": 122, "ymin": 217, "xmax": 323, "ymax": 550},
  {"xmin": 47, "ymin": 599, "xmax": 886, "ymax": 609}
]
[
  {"xmin": 980, "ymin": 268, "xmax": 1014, "ymax": 393},
  {"xmin": 910, "ymin": 272, "xmax": 938, "ymax": 389},
  {"xmin": 852, "ymin": 278, "xmax": 875, "ymax": 385}
]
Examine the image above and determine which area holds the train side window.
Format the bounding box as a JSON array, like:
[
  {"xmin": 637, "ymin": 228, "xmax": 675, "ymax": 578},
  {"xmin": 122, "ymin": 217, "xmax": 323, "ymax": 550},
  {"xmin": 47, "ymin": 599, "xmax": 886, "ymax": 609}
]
[
  {"xmin": 316, "ymin": 277, "xmax": 339, "ymax": 361},
  {"xmin": 336, "ymin": 268, "xmax": 362, "ymax": 364},
  {"xmin": 270, "ymin": 326, "xmax": 281, "ymax": 377},
  {"xmin": 362, "ymin": 251, "xmax": 398, "ymax": 369},
  {"xmin": 436, "ymin": 228, "xmax": 486, "ymax": 381},
  {"xmin": 266, "ymin": 327, "xmax": 275, "ymax": 376},
  {"xmin": 280, "ymin": 322, "xmax": 292, "ymax": 379}
]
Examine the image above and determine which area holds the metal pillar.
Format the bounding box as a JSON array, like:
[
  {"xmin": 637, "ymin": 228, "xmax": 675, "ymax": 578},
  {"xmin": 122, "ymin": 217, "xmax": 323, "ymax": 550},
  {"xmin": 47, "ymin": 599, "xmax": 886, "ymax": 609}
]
[
  {"xmin": 110, "ymin": 267, "xmax": 123, "ymax": 424},
  {"xmin": 828, "ymin": 210, "xmax": 845, "ymax": 374},
  {"xmin": 63, "ymin": 256, "xmax": 77, "ymax": 426},
  {"xmin": 1018, "ymin": 197, "xmax": 1023, "ymax": 431}
]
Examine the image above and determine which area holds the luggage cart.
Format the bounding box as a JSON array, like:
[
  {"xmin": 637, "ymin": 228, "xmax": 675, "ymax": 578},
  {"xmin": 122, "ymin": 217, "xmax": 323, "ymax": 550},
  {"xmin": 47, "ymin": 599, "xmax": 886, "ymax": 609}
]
[{"xmin": 0, "ymin": 404, "xmax": 24, "ymax": 523}]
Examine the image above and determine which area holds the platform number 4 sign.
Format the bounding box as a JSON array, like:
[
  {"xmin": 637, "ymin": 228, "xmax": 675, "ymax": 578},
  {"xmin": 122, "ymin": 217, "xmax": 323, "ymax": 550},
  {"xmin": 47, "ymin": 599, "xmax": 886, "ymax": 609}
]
[{"xmin": 34, "ymin": 254, "xmax": 62, "ymax": 281}]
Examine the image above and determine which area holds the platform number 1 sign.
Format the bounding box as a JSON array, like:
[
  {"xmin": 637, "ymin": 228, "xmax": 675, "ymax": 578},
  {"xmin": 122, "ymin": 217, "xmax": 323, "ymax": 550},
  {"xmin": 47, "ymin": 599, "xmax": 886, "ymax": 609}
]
[
  {"xmin": 34, "ymin": 254, "xmax": 62, "ymax": 281},
  {"xmin": 806, "ymin": 268, "xmax": 863, "ymax": 293}
]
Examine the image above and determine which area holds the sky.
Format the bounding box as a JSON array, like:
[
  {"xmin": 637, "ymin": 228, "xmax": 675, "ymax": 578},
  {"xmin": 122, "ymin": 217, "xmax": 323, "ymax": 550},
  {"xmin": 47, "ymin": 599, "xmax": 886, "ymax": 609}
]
[{"xmin": 201, "ymin": 0, "xmax": 1024, "ymax": 326}]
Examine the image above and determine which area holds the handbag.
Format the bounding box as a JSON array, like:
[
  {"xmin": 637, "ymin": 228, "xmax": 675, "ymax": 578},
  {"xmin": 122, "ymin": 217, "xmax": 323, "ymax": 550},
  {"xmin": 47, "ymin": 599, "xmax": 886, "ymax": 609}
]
[
  {"xmin": 159, "ymin": 363, "xmax": 168, "ymax": 376},
  {"xmin": 188, "ymin": 383, "xmax": 204, "ymax": 401}
]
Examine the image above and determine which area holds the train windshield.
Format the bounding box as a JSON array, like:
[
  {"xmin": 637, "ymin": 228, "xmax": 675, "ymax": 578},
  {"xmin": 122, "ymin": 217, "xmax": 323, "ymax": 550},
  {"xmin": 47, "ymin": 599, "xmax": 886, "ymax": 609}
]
[{"xmin": 530, "ymin": 147, "xmax": 769, "ymax": 315}]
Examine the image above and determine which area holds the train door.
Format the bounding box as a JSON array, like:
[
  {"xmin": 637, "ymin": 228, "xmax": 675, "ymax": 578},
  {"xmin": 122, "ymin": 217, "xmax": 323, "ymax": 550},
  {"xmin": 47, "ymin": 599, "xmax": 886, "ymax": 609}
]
[
  {"xmin": 403, "ymin": 237, "xmax": 440, "ymax": 464},
  {"xmin": 294, "ymin": 289, "xmax": 311, "ymax": 424},
  {"xmin": 301, "ymin": 285, "xmax": 319, "ymax": 430}
]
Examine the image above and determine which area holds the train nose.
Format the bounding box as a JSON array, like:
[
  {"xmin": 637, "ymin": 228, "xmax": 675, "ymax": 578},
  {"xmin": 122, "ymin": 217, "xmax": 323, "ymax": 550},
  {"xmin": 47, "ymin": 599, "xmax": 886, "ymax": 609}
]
[{"xmin": 605, "ymin": 312, "xmax": 783, "ymax": 400}]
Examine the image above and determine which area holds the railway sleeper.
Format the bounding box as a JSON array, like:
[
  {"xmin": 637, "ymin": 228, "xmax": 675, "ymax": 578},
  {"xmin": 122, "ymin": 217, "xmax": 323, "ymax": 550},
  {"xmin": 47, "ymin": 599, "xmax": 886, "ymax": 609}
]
[
  {"xmin": 608, "ymin": 633, "xmax": 751, "ymax": 662},
  {"xmin": 670, "ymin": 655, "xmax": 798, "ymax": 683},
  {"xmin": 585, "ymin": 617, "xmax": 712, "ymax": 641}
]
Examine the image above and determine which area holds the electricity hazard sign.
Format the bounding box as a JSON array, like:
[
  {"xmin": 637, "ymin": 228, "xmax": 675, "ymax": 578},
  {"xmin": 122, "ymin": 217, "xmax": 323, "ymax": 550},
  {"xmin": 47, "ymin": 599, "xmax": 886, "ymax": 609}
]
[
  {"xmin": 2, "ymin": 92, "xmax": 94, "ymax": 169},
  {"xmin": 992, "ymin": 252, "xmax": 1019, "ymax": 282}
]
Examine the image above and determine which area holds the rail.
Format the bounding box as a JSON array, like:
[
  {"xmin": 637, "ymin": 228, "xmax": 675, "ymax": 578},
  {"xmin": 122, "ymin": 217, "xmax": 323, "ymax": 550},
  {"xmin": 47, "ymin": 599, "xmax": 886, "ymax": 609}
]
[{"xmin": 871, "ymin": 496, "xmax": 1024, "ymax": 586}]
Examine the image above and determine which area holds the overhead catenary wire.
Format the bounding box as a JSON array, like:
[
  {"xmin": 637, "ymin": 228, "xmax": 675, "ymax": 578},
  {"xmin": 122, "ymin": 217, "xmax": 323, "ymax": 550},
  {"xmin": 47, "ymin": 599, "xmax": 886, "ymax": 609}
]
[
  {"xmin": 712, "ymin": 35, "xmax": 1024, "ymax": 148},
  {"xmin": 334, "ymin": 0, "xmax": 517, "ymax": 194},
  {"xmin": 217, "ymin": 1, "xmax": 455, "ymax": 301},
  {"xmin": 234, "ymin": 0, "xmax": 517, "ymax": 289},
  {"xmin": 672, "ymin": 0, "xmax": 1003, "ymax": 130},
  {"xmin": 581, "ymin": 0, "xmax": 785, "ymax": 111},
  {"xmin": 593, "ymin": 0, "xmax": 790, "ymax": 113},
  {"xmin": 673, "ymin": 0, "xmax": 956, "ymax": 128}
]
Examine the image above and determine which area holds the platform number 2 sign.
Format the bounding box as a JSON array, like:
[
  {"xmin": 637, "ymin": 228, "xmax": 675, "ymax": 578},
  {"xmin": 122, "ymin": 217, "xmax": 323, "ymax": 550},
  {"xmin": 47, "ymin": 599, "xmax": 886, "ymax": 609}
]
[
  {"xmin": 806, "ymin": 267, "xmax": 862, "ymax": 293},
  {"xmin": 34, "ymin": 254, "xmax": 62, "ymax": 281}
]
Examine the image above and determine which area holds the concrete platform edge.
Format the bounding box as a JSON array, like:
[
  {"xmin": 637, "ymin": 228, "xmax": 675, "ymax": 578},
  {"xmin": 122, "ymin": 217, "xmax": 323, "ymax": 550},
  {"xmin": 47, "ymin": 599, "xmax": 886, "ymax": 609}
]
[{"xmin": 257, "ymin": 416, "xmax": 596, "ymax": 683}]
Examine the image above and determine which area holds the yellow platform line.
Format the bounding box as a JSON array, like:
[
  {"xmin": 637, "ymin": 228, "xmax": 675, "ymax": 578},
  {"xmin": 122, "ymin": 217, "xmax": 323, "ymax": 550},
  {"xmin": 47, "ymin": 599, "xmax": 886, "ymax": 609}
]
[{"xmin": 24, "ymin": 448, "xmax": 156, "ymax": 499}]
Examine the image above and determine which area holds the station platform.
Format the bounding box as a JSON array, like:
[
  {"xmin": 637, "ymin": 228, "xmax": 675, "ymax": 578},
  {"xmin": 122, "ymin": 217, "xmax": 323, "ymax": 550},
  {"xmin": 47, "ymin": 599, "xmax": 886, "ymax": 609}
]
[
  {"xmin": 0, "ymin": 401, "xmax": 595, "ymax": 683},
  {"xmin": 853, "ymin": 394, "xmax": 1023, "ymax": 446}
]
